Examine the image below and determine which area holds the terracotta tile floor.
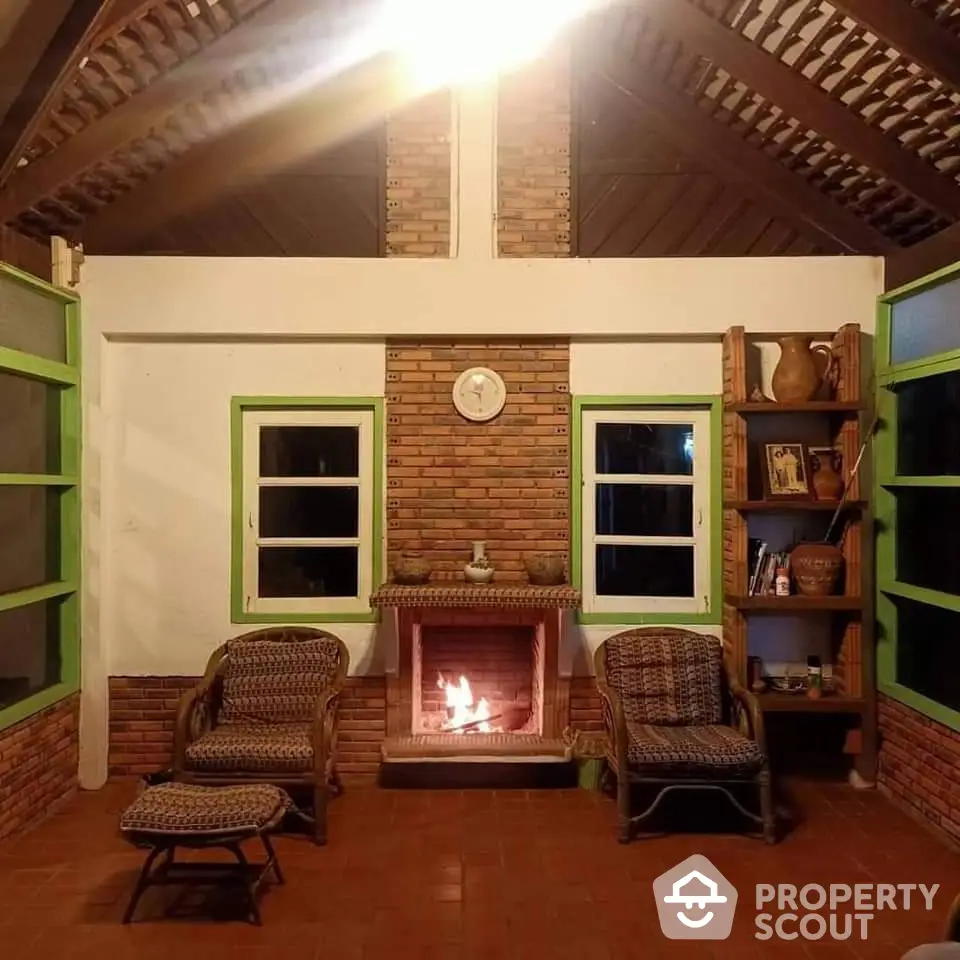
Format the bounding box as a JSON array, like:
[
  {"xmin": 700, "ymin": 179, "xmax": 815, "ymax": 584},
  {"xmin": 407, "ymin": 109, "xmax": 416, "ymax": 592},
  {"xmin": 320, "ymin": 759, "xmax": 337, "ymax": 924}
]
[{"xmin": 1, "ymin": 779, "xmax": 958, "ymax": 959}]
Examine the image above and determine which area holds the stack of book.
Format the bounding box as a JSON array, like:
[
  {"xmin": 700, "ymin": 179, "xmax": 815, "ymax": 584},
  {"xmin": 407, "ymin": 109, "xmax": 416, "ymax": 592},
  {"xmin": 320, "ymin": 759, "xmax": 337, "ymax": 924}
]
[{"xmin": 747, "ymin": 539, "xmax": 790, "ymax": 596}]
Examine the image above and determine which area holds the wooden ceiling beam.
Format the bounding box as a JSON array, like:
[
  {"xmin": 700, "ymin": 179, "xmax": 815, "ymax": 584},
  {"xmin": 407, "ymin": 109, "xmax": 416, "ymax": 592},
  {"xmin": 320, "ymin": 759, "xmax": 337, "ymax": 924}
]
[
  {"xmin": 0, "ymin": 0, "xmax": 120, "ymax": 188},
  {"xmin": 78, "ymin": 53, "xmax": 400, "ymax": 252},
  {"xmin": 829, "ymin": 0, "xmax": 960, "ymax": 94},
  {"xmin": 0, "ymin": 0, "xmax": 75, "ymax": 128},
  {"xmin": 593, "ymin": 51, "xmax": 892, "ymax": 254},
  {"xmin": 641, "ymin": 0, "xmax": 960, "ymax": 222},
  {"xmin": 0, "ymin": 0, "xmax": 341, "ymax": 224},
  {"xmin": 885, "ymin": 222, "xmax": 960, "ymax": 290}
]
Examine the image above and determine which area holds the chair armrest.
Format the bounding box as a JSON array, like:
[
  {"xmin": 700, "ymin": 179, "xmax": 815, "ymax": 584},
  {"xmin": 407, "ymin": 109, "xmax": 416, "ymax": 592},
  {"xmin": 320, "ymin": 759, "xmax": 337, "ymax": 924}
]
[
  {"xmin": 724, "ymin": 658, "xmax": 768, "ymax": 757},
  {"xmin": 312, "ymin": 687, "xmax": 341, "ymax": 777},
  {"xmin": 595, "ymin": 680, "xmax": 630, "ymax": 772},
  {"xmin": 944, "ymin": 893, "xmax": 960, "ymax": 941},
  {"xmin": 173, "ymin": 676, "xmax": 218, "ymax": 772}
]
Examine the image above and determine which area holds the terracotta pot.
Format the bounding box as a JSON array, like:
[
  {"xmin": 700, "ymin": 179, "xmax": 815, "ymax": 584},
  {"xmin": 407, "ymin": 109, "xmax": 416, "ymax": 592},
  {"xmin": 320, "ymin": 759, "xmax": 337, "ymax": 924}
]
[
  {"xmin": 811, "ymin": 449, "xmax": 845, "ymax": 501},
  {"xmin": 393, "ymin": 552, "xmax": 431, "ymax": 585},
  {"xmin": 790, "ymin": 542, "xmax": 844, "ymax": 597},
  {"xmin": 525, "ymin": 553, "xmax": 565, "ymax": 586},
  {"xmin": 771, "ymin": 337, "xmax": 835, "ymax": 403}
]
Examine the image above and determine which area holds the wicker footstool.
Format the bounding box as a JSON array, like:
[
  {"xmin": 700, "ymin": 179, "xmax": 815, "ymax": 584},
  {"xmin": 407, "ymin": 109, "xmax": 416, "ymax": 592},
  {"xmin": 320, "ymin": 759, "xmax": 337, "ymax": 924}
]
[{"xmin": 119, "ymin": 782, "xmax": 292, "ymax": 924}]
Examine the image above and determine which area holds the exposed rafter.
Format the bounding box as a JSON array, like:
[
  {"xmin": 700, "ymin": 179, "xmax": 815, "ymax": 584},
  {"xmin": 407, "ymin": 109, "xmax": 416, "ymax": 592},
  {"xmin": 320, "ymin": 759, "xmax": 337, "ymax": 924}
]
[
  {"xmin": 0, "ymin": 0, "xmax": 120, "ymax": 188},
  {"xmin": 886, "ymin": 221, "xmax": 960, "ymax": 290},
  {"xmin": 593, "ymin": 51, "xmax": 891, "ymax": 254},
  {"xmin": 829, "ymin": 0, "xmax": 960, "ymax": 95},
  {"xmin": 78, "ymin": 53, "xmax": 400, "ymax": 251},
  {"xmin": 642, "ymin": 0, "xmax": 960, "ymax": 222},
  {"xmin": 0, "ymin": 0, "xmax": 335, "ymax": 225}
]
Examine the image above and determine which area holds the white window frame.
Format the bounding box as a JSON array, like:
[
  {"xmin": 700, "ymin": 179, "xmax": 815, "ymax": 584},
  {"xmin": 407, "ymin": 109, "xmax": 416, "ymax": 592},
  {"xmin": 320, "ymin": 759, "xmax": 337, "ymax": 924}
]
[
  {"xmin": 581, "ymin": 408, "xmax": 712, "ymax": 616},
  {"xmin": 241, "ymin": 407, "xmax": 375, "ymax": 616}
]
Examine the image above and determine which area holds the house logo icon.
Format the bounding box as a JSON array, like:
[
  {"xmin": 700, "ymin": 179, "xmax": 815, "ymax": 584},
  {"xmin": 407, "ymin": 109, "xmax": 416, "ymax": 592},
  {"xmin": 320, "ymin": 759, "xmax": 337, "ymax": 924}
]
[{"xmin": 653, "ymin": 854, "xmax": 738, "ymax": 939}]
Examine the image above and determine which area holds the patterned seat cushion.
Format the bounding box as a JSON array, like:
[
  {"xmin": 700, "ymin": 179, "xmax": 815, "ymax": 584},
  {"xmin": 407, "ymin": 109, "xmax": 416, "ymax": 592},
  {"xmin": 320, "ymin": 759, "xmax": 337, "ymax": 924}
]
[
  {"xmin": 120, "ymin": 783, "xmax": 292, "ymax": 836},
  {"xmin": 604, "ymin": 632, "xmax": 723, "ymax": 726},
  {"xmin": 618, "ymin": 723, "xmax": 764, "ymax": 778},
  {"xmin": 184, "ymin": 723, "xmax": 313, "ymax": 773},
  {"xmin": 220, "ymin": 637, "xmax": 341, "ymax": 724}
]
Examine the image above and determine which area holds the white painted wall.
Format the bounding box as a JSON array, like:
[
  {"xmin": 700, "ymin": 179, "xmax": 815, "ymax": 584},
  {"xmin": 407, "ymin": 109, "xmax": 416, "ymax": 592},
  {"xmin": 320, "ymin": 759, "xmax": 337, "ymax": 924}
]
[
  {"xmin": 107, "ymin": 341, "xmax": 385, "ymax": 677},
  {"xmin": 81, "ymin": 254, "xmax": 880, "ymax": 338}
]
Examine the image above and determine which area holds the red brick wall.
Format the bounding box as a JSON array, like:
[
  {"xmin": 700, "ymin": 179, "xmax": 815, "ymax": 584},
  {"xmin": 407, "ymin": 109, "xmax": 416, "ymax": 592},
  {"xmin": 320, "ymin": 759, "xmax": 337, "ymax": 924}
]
[
  {"xmin": 108, "ymin": 676, "xmax": 196, "ymax": 776},
  {"xmin": 386, "ymin": 91, "xmax": 451, "ymax": 257},
  {"xmin": 569, "ymin": 676, "xmax": 602, "ymax": 732},
  {"xmin": 0, "ymin": 695, "xmax": 79, "ymax": 840},
  {"xmin": 498, "ymin": 46, "xmax": 572, "ymax": 257},
  {"xmin": 878, "ymin": 695, "xmax": 960, "ymax": 843},
  {"xmin": 108, "ymin": 676, "xmax": 385, "ymax": 784},
  {"xmin": 386, "ymin": 340, "xmax": 570, "ymax": 579}
]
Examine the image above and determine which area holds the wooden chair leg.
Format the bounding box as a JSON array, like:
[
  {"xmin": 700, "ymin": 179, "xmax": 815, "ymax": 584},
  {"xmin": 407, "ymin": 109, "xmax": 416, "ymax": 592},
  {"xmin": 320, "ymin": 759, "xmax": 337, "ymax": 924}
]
[
  {"xmin": 759, "ymin": 767, "xmax": 776, "ymax": 844},
  {"xmin": 313, "ymin": 781, "xmax": 328, "ymax": 846},
  {"xmin": 228, "ymin": 843, "xmax": 262, "ymax": 925},
  {"xmin": 122, "ymin": 846, "xmax": 164, "ymax": 924},
  {"xmin": 261, "ymin": 833, "xmax": 284, "ymax": 885},
  {"xmin": 616, "ymin": 770, "xmax": 632, "ymax": 844}
]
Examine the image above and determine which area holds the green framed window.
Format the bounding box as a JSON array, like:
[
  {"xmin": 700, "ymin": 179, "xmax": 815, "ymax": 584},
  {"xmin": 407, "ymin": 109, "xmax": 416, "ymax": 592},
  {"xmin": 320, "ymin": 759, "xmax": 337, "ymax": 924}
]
[
  {"xmin": 230, "ymin": 397, "xmax": 384, "ymax": 623},
  {"xmin": 876, "ymin": 260, "xmax": 960, "ymax": 731},
  {"xmin": 571, "ymin": 396, "xmax": 722, "ymax": 625},
  {"xmin": 0, "ymin": 263, "xmax": 80, "ymax": 731}
]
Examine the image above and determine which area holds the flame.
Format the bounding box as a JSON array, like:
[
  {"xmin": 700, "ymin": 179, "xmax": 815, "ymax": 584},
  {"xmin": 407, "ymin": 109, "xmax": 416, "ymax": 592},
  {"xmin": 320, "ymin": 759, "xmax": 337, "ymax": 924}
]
[{"xmin": 437, "ymin": 672, "xmax": 492, "ymax": 734}]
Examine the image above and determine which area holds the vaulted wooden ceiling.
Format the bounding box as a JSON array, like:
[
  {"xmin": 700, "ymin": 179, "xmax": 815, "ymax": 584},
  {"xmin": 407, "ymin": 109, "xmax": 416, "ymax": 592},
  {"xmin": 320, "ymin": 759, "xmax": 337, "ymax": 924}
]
[{"xmin": 0, "ymin": 0, "xmax": 959, "ymax": 284}]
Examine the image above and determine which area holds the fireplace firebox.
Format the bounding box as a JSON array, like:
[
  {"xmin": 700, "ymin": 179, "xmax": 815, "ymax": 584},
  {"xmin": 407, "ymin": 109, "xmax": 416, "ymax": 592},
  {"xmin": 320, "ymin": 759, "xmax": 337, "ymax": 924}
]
[{"xmin": 371, "ymin": 583, "xmax": 581, "ymax": 763}]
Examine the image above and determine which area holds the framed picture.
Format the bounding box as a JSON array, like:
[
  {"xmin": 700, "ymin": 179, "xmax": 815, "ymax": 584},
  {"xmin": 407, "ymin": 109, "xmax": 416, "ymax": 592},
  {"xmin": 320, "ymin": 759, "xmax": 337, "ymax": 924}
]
[{"xmin": 761, "ymin": 443, "xmax": 813, "ymax": 500}]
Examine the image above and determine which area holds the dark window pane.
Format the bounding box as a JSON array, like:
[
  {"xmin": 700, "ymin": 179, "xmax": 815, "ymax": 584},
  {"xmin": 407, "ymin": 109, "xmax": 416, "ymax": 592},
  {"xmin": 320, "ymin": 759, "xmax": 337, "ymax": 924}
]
[
  {"xmin": 0, "ymin": 274, "xmax": 66, "ymax": 362},
  {"xmin": 896, "ymin": 597, "xmax": 960, "ymax": 713},
  {"xmin": 259, "ymin": 546, "xmax": 358, "ymax": 598},
  {"xmin": 595, "ymin": 484, "xmax": 693, "ymax": 537},
  {"xmin": 0, "ymin": 598, "xmax": 61, "ymax": 709},
  {"xmin": 260, "ymin": 426, "xmax": 359, "ymax": 477},
  {"xmin": 595, "ymin": 422, "xmax": 693, "ymax": 475},
  {"xmin": 259, "ymin": 486, "xmax": 359, "ymax": 538},
  {"xmin": 0, "ymin": 372, "xmax": 61, "ymax": 474},
  {"xmin": 596, "ymin": 545, "xmax": 694, "ymax": 597},
  {"xmin": 896, "ymin": 488, "xmax": 960, "ymax": 595},
  {"xmin": 0, "ymin": 487, "xmax": 60, "ymax": 595},
  {"xmin": 896, "ymin": 370, "xmax": 960, "ymax": 475},
  {"xmin": 891, "ymin": 273, "xmax": 960, "ymax": 365}
]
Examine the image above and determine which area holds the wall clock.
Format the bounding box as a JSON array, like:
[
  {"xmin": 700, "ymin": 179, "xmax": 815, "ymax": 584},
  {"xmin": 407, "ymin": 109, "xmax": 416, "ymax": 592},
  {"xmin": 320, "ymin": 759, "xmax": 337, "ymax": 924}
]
[{"xmin": 452, "ymin": 367, "xmax": 507, "ymax": 422}]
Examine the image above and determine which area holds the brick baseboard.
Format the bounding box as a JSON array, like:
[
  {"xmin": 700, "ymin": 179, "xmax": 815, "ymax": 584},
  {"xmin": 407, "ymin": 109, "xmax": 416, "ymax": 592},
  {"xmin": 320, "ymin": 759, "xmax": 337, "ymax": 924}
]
[
  {"xmin": 108, "ymin": 675, "xmax": 602, "ymax": 784},
  {"xmin": 108, "ymin": 676, "xmax": 387, "ymax": 784},
  {"xmin": 878, "ymin": 694, "xmax": 960, "ymax": 845},
  {"xmin": 0, "ymin": 694, "xmax": 79, "ymax": 841}
]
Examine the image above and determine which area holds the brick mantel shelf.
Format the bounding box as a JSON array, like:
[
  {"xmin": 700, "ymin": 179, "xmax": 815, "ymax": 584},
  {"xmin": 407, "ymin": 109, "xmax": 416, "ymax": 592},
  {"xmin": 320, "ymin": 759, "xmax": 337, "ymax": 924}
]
[{"xmin": 371, "ymin": 583, "xmax": 581, "ymax": 610}]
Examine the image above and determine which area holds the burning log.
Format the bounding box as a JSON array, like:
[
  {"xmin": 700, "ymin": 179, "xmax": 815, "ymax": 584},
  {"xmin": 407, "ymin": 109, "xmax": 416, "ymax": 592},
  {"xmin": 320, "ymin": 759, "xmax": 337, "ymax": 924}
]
[{"xmin": 450, "ymin": 713, "xmax": 503, "ymax": 733}]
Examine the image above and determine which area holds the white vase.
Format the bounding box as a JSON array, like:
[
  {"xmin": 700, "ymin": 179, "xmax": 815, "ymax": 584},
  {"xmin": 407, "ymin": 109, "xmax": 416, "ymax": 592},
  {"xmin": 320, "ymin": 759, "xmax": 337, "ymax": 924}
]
[{"xmin": 464, "ymin": 541, "xmax": 494, "ymax": 583}]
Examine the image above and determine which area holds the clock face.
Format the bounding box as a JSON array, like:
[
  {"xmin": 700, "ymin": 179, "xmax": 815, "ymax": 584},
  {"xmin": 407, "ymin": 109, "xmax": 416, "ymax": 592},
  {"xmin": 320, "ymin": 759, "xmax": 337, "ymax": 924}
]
[{"xmin": 453, "ymin": 367, "xmax": 507, "ymax": 422}]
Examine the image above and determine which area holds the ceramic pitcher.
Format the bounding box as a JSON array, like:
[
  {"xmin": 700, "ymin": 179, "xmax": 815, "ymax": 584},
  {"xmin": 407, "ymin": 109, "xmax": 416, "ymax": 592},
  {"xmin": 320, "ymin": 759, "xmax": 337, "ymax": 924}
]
[{"xmin": 771, "ymin": 336, "xmax": 835, "ymax": 403}]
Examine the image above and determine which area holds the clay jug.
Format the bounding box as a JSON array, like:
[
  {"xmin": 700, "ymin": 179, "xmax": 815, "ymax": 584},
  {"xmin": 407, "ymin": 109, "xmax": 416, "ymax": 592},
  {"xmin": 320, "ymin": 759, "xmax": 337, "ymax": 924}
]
[
  {"xmin": 771, "ymin": 337, "xmax": 835, "ymax": 403},
  {"xmin": 811, "ymin": 449, "xmax": 844, "ymax": 501}
]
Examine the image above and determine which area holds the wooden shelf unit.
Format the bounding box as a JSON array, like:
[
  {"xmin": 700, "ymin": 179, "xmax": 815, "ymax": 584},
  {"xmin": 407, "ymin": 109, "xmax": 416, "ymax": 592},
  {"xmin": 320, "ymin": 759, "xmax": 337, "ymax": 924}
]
[{"xmin": 721, "ymin": 324, "xmax": 876, "ymax": 778}]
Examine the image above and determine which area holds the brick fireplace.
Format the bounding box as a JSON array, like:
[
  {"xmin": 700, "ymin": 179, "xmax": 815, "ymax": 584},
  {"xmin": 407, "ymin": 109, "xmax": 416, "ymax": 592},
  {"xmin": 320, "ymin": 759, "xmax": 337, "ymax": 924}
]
[{"xmin": 372, "ymin": 584, "xmax": 579, "ymax": 762}]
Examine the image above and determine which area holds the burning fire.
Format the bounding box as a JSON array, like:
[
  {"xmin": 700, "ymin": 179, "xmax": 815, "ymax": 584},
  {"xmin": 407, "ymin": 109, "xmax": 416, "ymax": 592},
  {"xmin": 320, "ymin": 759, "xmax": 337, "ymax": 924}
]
[{"xmin": 437, "ymin": 673, "xmax": 494, "ymax": 733}]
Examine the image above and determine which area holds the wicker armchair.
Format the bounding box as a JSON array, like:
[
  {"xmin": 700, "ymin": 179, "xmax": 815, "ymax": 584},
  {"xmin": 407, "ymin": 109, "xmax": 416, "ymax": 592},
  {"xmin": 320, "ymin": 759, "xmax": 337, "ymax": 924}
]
[
  {"xmin": 594, "ymin": 627, "xmax": 774, "ymax": 844},
  {"xmin": 173, "ymin": 627, "xmax": 348, "ymax": 845}
]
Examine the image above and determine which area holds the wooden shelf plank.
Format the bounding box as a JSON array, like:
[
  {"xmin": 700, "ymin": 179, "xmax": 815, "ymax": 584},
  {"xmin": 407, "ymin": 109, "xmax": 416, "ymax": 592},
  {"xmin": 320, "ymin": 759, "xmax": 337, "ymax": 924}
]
[
  {"xmin": 725, "ymin": 401, "xmax": 863, "ymax": 413},
  {"xmin": 725, "ymin": 500, "xmax": 866, "ymax": 512},
  {"xmin": 725, "ymin": 594, "xmax": 863, "ymax": 612},
  {"xmin": 757, "ymin": 692, "xmax": 864, "ymax": 714}
]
